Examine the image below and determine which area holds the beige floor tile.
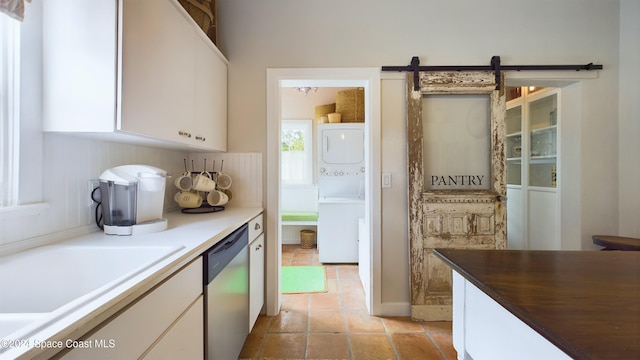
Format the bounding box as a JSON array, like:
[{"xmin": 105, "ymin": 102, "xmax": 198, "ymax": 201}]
[
  {"xmin": 381, "ymin": 317, "xmax": 426, "ymax": 333},
  {"xmin": 431, "ymin": 333, "xmax": 458, "ymax": 360},
  {"xmin": 340, "ymin": 278, "xmax": 365, "ymax": 294},
  {"xmin": 349, "ymin": 333, "xmax": 396, "ymax": 360},
  {"xmin": 422, "ymin": 321, "xmax": 453, "ymax": 334},
  {"xmin": 238, "ymin": 245, "xmax": 455, "ymax": 359},
  {"xmin": 281, "ymin": 293, "xmax": 309, "ymax": 310},
  {"xmin": 250, "ymin": 315, "xmax": 272, "ymax": 333},
  {"xmin": 337, "ymin": 265, "xmax": 360, "ymax": 279},
  {"xmin": 310, "ymin": 293, "xmax": 342, "ymax": 310},
  {"xmin": 342, "ymin": 293, "xmax": 367, "ymax": 310},
  {"xmin": 324, "ymin": 265, "xmax": 337, "ymax": 279},
  {"xmin": 238, "ymin": 332, "xmax": 264, "ymax": 360},
  {"xmin": 306, "ymin": 333, "xmax": 350, "ymax": 360},
  {"xmin": 345, "ymin": 310, "xmax": 385, "ymax": 333},
  {"xmin": 268, "ymin": 309, "xmax": 308, "ymax": 333},
  {"xmin": 391, "ymin": 333, "xmax": 443, "ymax": 360},
  {"xmin": 309, "ymin": 309, "xmax": 346, "ymax": 333},
  {"xmin": 326, "ymin": 278, "xmax": 340, "ymax": 294},
  {"xmin": 259, "ymin": 333, "xmax": 306, "ymax": 359}
]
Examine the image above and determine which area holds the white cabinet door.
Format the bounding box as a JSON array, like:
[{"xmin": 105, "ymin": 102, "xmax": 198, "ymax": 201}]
[
  {"xmin": 42, "ymin": 0, "xmax": 118, "ymax": 132},
  {"xmin": 61, "ymin": 258, "xmax": 202, "ymax": 359},
  {"xmin": 119, "ymin": 0, "xmax": 195, "ymax": 145},
  {"xmin": 249, "ymin": 234, "xmax": 265, "ymax": 330},
  {"xmin": 42, "ymin": 0, "xmax": 228, "ymax": 151},
  {"xmin": 143, "ymin": 296, "xmax": 204, "ymax": 360},
  {"xmin": 194, "ymin": 35, "xmax": 227, "ymax": 151}
]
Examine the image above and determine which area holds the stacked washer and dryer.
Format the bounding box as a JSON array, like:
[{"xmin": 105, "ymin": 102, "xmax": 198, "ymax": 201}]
[{"xmin": 317, "ymin": 123, "xmax": 365, "ymax": 263}]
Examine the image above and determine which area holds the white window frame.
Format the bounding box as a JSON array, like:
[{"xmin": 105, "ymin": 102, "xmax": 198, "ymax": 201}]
[
  {"xmin": 281, "ymin": 119, "xmax": 313, "ymax": 185},
  {"xmin": 0, "ymin": 14, "xmax": 20, "ymax": 208},
  {"xmin": 0, "ymin": 3, "xmax": 48, "ymax": 219}
]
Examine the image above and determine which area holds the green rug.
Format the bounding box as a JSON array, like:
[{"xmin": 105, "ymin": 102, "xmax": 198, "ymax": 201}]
[{"xmin": 281, "ymin": 266, "xmax": 327, "ymax": 294}]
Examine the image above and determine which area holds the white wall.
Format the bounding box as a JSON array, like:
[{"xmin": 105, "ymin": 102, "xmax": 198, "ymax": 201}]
[
  {"xmin": 218, "ymin": 0, "xmax": 625, "ymax": 307},
  {"xmin": 281, "ymin": 86, "xmax": 350, "ymax": 183},
  {"xmin": 0, "ymin": 133, "xmax": 188, "ymax": 248},
  {"xmin": 0, "ymin": 2, "xmax": 190, "ymax": 249},
  {"xmin": 618, "ymin": 0, "xmax": 640, "ymax": 237}
]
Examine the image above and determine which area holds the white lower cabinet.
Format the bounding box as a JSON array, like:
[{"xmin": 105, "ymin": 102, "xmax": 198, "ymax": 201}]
[
  {"xmin": 60, "ymin": 258, "xmax": 203, "ymax": 359},
  {"xmin": 143, "ymin": 296, "xmax": 203, "ymax": 360},
  {"xmin": 249, "ymin": 234, "xmax": 265, "ymax": 330},
  {"xmin": 452, "ymin": 272, "xmax": 570, "ymax": 359},
  {"xmin": 248, "ymin": 214, "xmax": 265, "ymax": 330}
]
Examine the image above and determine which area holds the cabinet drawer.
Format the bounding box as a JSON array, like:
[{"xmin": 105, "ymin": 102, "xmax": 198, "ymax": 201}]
[
  {"xmin": 142, "ymin": 295, "xmax": 204, "ymax": 359},
  {"xmin": 248, "ymin": 213, "xmax": 264, "ymax": 242},
  {"xmin": 61, "ymin": 258, "xmax": 203, "ymax": 359}
]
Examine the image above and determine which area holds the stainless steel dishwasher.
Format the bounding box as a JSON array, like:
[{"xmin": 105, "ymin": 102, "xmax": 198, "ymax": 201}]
[{"xmin": 203, "ymin": 223, "xmax": 249, "ymax": 360}]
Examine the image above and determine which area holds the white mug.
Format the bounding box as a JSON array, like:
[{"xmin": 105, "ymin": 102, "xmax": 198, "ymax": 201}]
[
  {"xmin": 221, "ymin": 188, "xmax": 233, "ymax": 202},
  {"xmin": 174, "ymin": 172, "xmax": 193, "ymax": 191},
  {"xmin": 207, "ymin": 190, "xmax": 229, "ymax": 206},
  {"xmin": 174, "ymin": 191, "xmax": 203, "ymax": 208},
  {"xmin": 192, "ymin": 172, "xmax": 215, "ymax": 192},
  {"xmin": 216, "ymin": 173, "xmax": 232, "ymax": 190}
]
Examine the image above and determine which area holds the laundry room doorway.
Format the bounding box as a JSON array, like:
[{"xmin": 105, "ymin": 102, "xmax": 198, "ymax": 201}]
[{"xmin": 266, "ymin": 68, "xmax": 381, "ymax": 316}]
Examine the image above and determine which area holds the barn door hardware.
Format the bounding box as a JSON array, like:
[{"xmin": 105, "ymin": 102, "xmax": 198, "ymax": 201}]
[{"xmin": 382, "ymin": 56, "xmax": 603, "ymax": 91}]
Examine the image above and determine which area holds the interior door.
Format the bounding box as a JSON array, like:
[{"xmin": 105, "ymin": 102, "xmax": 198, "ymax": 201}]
[{"xmin": 407, "ymin": 71, "xmax": 507, "ymax": 321}]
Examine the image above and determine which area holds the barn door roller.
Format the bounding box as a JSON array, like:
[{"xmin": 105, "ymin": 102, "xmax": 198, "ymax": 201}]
[{"xmin": 382, "ymin": 56, "xmax": 603, "ymax": 91}]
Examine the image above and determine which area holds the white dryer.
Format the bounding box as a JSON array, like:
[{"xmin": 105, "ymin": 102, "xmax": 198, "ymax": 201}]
[
  {"xmin": 317, "ymin": 123, "xmax": 365, "ymax": 263},
  {"xmin": 317, "ymin": 123, "xmax": 365, "ymax": 198}
]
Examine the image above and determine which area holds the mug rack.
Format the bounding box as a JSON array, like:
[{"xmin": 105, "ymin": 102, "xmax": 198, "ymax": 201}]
[{"xmin": 179, "ymin": 159, "xmax": 228, "ymax": 214}]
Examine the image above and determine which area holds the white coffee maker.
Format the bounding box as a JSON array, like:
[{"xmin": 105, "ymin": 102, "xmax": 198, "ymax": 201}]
[{"xmin": 99, "ymin": 165, "xmax": 168, "ymax": 235}]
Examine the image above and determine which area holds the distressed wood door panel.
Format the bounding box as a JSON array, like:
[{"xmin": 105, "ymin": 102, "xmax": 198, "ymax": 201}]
[{"xmin": 407, "ymin": 72, "xmax": 507, "ymax": 321}]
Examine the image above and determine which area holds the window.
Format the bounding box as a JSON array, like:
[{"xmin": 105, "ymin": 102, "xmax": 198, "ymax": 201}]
[
  {"xmin": 0, "ymin": 13, "xmax": 20, "ymax": 207},
  {"xmin": 281, "ymin": 120, "xmax": 312, "ymax": 185}
]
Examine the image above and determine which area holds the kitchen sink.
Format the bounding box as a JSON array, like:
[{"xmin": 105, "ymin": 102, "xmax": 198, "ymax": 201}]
[
  {"xmin": 0, "ymin": 245, "xmax": 183, "ymax": 315},
  {"xmin": 0, "ymin": 314, "xmax": 44, "ymax": 339}
]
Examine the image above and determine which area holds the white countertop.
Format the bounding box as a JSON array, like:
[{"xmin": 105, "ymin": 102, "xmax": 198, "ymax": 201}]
[{"xmin": 0, "ymin": 207, "xmax": 262, "ymax": 360}]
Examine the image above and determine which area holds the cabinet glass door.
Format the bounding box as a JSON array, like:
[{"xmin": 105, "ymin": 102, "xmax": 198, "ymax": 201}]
[
  {"xmin": 506, "ymin": 105, "xmax": 522, "ymax": 185},
  {"xmin": 528, "ymin": 93, "xmax": 557, "ymax": 187}
]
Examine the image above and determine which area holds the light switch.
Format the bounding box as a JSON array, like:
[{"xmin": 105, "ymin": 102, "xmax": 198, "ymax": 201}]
[{"xmin": 382, "ymin": 173, "xmax": 392, "ymax": 188}]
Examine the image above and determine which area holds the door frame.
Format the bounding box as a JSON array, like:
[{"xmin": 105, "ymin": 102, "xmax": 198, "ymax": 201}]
[{"xmin": 265, "ymin": 67, "xmax": 381, "ymax": 316}]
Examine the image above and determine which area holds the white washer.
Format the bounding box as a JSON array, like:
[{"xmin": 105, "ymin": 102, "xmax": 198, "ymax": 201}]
[
  {"xmin": 317, "ymin": 123, "xmax": 365, "ymax": 263},
  {"xmin": 317, "ymin": 197, "xmax": 364, "ymax": 263}
]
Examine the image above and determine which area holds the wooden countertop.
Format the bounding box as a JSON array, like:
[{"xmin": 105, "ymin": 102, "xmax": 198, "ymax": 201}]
[
  {"xmin": 592, "ymin": 235, "xmax": 640, "ymax": 251},
  {"xmin": 434, "ymin": 249, "xmax": 640, "ymax": 360}
]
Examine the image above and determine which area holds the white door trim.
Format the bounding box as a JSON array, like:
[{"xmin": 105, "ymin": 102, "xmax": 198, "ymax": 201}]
[{"xmin": 266, "ymin": 67, "xmax": 382, "ymax": 316}]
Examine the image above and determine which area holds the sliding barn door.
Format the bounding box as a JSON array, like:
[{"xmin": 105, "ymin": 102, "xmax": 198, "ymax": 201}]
[{"xmin": 407, "ymin": 71, "xmax": 507, "ymax": 321}]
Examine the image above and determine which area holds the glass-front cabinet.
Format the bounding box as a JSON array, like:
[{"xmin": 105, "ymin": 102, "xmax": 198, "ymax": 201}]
[
  {"xmin": 506, "ymin": 86, "xmax": 560, "ymax": 250},
  {"xmin": 506, "ymin": 105, "xmax": 522, "ymax": 186},
  {"xmin": 506, "ymin": 87, "xmax": 558, "ymax": 188},
  {"xmin": 529, "ymin": 94, "xmax": 557, "ymax": 188}
]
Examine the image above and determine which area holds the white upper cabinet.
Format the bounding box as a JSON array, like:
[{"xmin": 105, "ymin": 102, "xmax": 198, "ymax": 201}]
[{"xmin": 42, "ymin": 0, "xmax": 228, "ymax": 152}]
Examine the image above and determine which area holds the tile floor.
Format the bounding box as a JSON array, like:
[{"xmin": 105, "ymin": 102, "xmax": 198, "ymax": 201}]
[{"xmin": 239, "ymin": 244, "xmax": 457, "ymax": 360}]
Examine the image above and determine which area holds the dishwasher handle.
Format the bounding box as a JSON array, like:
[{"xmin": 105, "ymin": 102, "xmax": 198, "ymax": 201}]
[{"xmin": 203, "ymin": 223, "xmax": 249, "ymax": 284}]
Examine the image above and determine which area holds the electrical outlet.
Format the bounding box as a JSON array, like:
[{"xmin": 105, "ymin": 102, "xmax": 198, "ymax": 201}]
[{"xmin": 88, "ymin": 179, "xmax": 100, "ymax": 207}]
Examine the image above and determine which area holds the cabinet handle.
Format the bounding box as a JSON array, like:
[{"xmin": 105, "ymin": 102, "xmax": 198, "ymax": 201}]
[
  {"xmin": 195, "ymin": 136, "xmax": 206, "ymax": 141},
  {"xmin": 254, "ymin": 223, "xmax": 261, "ymax": 230},
  {"xmin": 178, "ymin": 130, "xmax": 192, "ymax": 138}
]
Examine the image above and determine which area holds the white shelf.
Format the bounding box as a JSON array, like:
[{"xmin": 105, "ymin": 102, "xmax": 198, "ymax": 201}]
[{"xmin": 531, "ymin": 125, "xmax": 557, "ymax": 135}]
